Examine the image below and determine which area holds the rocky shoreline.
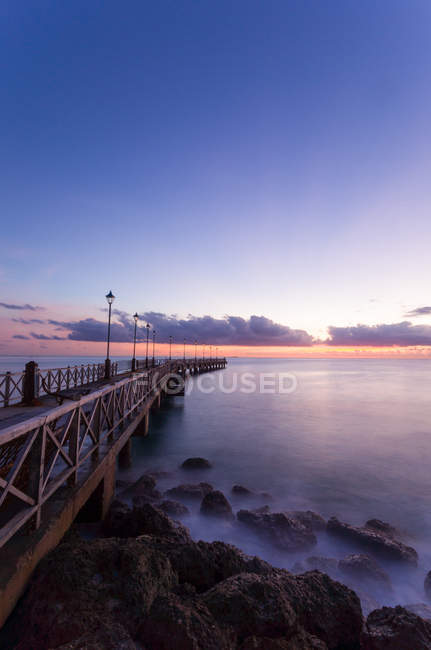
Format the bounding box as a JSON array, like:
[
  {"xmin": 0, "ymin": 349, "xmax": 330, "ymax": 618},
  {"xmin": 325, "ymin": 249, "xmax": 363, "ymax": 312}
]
[{"xmin": 2, "ymin": 458, "xmax": 431, "ymax": 649}]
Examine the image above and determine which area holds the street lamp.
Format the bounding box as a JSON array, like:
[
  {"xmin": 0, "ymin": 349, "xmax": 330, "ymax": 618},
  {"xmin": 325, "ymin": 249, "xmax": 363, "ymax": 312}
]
[
  {"xmin": 105, "ymin": 290, "xmax": 115, "ymax": 378},
  {"xmin": 132, "ymin": 312, "xmax": 139, "ymax": 371},
  {"xmin": 152, "ymin": 330, "xmax": 156, "ymax": 367},
  {"xmin": 183, "ymin": 338, "xmax": 186, "ymax": 361},
  {"xmin": 169, "ymin": 335, "xmax": 173, "ymax": 361},
  {"xmin": 194, "ymin": 339, "xmax": 197, "ymax": 362},
  {"xmin": 145, "ymin": 323, "xmax": 150, "ymax": 368},
  {"xmin": 210, "ymin": 345, "xmax": 212, "ymax": 361}
]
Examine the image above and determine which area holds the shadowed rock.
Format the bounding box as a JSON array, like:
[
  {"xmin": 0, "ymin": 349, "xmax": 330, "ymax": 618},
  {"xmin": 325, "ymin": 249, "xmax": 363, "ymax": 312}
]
[
  {"xmin": 232, "ymin": 484, "xmax": 253, "ymax": 496},
  {"xmin": 338, "ymin": 554, "xmax": 392, "ymax": 594},
  {"xmin": 425, "ymin": 571, "xmax": 431, "ymax": 600},
  {"xmin": 119, "ymin": 473, "xmax": 161, "ymax": 502},
  {"xmin": 181, "ymin": 457, "xmax": 212, "ymax": 469},
  {"xmin": 165, "ymin": 482, "xmax": 214, "ymax": 500},
  {"xmin": 306, "ymin": 556, "xmax": 339, "ymax": 577},
  {"xmin": 201, "ymin": 490, "xmax": 234, "ymax": 520},
  {"xmin": 365, "ymin": 519, "xmax": 400, "ymax": 539},
  {"xmin": 363, "ymin": 605, "xmax": 431, "ymax": 649},
  {"xmin": 103, "ymin": 501, "xmax": 191, "ymax": 543},
  {"xmin": 286, "ymin": 510, "xmax": 327, "ymax": 531},
  {"xmin": 327, "ymin": 517, "xmax": 418, "ymax": 566},
  {"xmin": 158, "ymin": 500, "xmax": 190, "ymax": 517},
  {"xmin": 237, "ymin": 509, "xmax": 317, "ymax": 552},
  {"xmin": 405, "ymin": 603, "xmax": 431, "ymax": 622}
]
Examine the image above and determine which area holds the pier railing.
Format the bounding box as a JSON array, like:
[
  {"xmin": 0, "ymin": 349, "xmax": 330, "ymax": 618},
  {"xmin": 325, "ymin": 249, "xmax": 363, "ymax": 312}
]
[{"xmin": 0, "ymin": 364, "xmax": 174, "ymax": 548}]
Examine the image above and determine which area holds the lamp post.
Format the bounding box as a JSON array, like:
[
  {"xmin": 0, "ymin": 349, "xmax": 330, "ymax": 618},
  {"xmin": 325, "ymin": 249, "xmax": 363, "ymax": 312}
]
[
  {"xmin": 105, "ymin": 290, "xmax": 115, "ymax": 378},
  {"xmin": 169, "ymin": 335, "xmax": 173, "ymax": 361},
  {"xmin": 194, "ymin": 339, "xmax": 197, "ymax": 362},
  {"xmin": 145, "ymin": 323, "xmax": 150, "ymax": 368},
  {"xmin": 210, "ymin": 345, "xmax": 212, "ymax": 361},
  {"xmin": 152, "ymin": 330, "xmax": 156, "ymax": 367},
  {"xmin": 183, "ymin": 338, "xmax": 186, "ymax": 361},
  {"xmin": 132, "ymin": 312, "xmax": 139, "ymax": 371}
]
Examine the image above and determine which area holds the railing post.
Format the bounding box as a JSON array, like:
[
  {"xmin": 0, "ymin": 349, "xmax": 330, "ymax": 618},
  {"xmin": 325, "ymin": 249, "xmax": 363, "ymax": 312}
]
[
  {"xmin": 68, "ymin": 408, "xmax": 80, "ymax": 486},
  {"xmin": 4, "ymin": 372, "xmax": 11, "ymax": 407},
  {"xmin": 23, "ymin": 361, "xmax": 38, "ymax": 405},
  {"xmin": 27, "ymin": 425, "xmax": 46, "ymax": 530}
]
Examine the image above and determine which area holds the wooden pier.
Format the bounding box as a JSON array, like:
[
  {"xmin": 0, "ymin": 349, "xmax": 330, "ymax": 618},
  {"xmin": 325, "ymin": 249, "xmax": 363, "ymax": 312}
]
[{"xmin": 0, "ymin": 357, "xmax": 226, "ymax": 627}]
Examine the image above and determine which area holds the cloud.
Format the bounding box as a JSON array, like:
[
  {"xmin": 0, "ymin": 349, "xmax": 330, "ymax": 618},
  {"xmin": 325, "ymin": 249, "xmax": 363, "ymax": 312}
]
[
  {"xmin": 30, "ymin": 332, "xmax": 66, "ymax": 341},
  {"xmin": 326, "ymin": 321, "xmax": 431, "ymax": 347},
  {"xmin": 12, "ymin": 334, "xmax": 30, "ymax": 340},
  {"xmin": 404, "ymin": 306, "xmax": 431, "ymax": 317},
  {"xmin": 48, "ymin": 313, "xmax": 314, "ymax": 346},
  {"xmin": 0, "ymin": 302, "xmax": 44, "ymax": 311},
  {"xmin": 12, "ymin": 318, "xmax": 45, "ymax": 324}
]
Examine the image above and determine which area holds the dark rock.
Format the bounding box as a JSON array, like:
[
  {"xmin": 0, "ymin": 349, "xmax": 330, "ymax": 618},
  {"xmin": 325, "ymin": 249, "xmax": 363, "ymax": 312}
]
[
  {"xmin": 405, "ymin": 603, "xmax": 431, "ymax": 622},
  {"xmin": 252, "ymin": 505, "xmax": 271, "ymax": 514},
  {"xmin": 103, "ymin": 501, "xmax": 191, "ymax": 543},
  {"xmin": 237, "ymin": 509, "xmax": 317, "ymax": 552},
  {"xmin": 365, "ymin": 518, "xmax": 399, "ymax": 539},
  {"xmin": 115, "ymin": 479, "xmax": 132, "ymax": 489},
  {"xmin": 200, "ymin": 490, "xmax": 234, "ymax": 520},
  {"xmin": 240, "ymin": 631, "xmax": 327, "ymax": 649},
  {"xmin": 165, "ymin": 482, "xmax": 214, "ymax": 500},
  {"xmin": 138, "ymin": 593, "xmax": 232, "ymax": 649},
  {"xmin": 158, "ymin": 499, "xmax": 190, "ymax": 517},
  {"xmin": 181, "ymin": 457, "xmax": 212, "ymax": 469},
  {"xmin": 306, "ymin": 556, "xmax": 339, "ymax": 577},
  {"xmin": 232, "ymin": 484, "xmax": 253, "ymax": 496},
  {"xmin": 425, "ymin": 570, "xmax": 431, "ymax": 600},
  {"xmin": 338, "ymin": 554, "xmax": 392, "ymax": 593},
  {"xmin": 119, "ymin": 473, "xmax": 161, "ymax": 502},
  {"xmin": 286, "ymin": 510, "xmax": 327, "ymax": 531},
  {"xmin": 363, "ymin": 605, "xmax": 431, "ymax": 649},
  {"xmin": 0, "ymin": 537, "xmax": 176, "ymax": 649},
  {"xmin": 327, "ymin": 516, "xmax": 418, "ymax": 566}
]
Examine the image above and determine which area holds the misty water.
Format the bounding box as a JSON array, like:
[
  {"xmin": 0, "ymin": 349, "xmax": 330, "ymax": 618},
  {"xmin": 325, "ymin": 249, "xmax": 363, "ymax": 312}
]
[{"xmin": 117, "ymin": 357, "xmax": 431, "ymax": 613}]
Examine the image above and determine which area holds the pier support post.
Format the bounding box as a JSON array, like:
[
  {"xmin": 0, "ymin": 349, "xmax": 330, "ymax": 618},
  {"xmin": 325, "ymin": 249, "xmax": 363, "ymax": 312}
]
[
  {"xmin": 134, "ymin": 411, "xmax": 149, "ymax": 437},
  {"xmin": 23, "ymin": 361, "xmax": 39, "ymax": 405}
]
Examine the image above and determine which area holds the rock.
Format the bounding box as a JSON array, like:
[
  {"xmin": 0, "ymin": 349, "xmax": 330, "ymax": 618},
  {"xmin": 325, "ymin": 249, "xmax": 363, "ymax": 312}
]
[
  {"xmin": 200, "ymin": 490, "xmax": 234, "ymax": 520},
  {"xmin": 241, "ymin": 631, "xmax": 327, "ymax": 649},
  {"xmin": 115, "ymin": 479, "xmax": 132, "ymax": 489},
  {"xmin": 260, "ymin": 492, "xmax": 273, "ymax": 500},
  {"xmin": 306, "ymin": 556, "xmax": 339, "ymax": 577},
  {"xmin": 181, "ymin": 457, "xmax": 212, "ymax": 469},
  {"xmin": 0, "ymin": 536, "xmax": 176, "ymax": 649},
  {"xmin": 237, "ymin": 509, "xmax": 317, "ymax": 552},
  {"xmin": 425, "ymin": 571, "xmax": 431, "ymax": 600},
  {"xmin": 165, "ymin": 482, "xmax": 214, "ymax": 501},
  {"xmin": 286, "ymin": 510, "xmax": 327, "ymax": 531},
  {"xmin": 338, "ymin": 554, "xmax": 392, "ymax": 593},
  {"xmin": 327, "ymin": 516, "xmax": 418, "ymax": 566},
  {"xmin": 232, "ymin": 484, "xmax": 253, "ymax": 496},
  {"xmin": 365, "ymin": 518, "xmax": 399, "ymax": 539},
  {"xmin": 363, "ymin": 605, "xmax": 431, "ymax": 649},
  {"xmin": 119, "ymin": 473, "xmax": 161, "ymax": 502},
  {"xmin": 158, "ymin": 500, "xmax": 190, "ymax": 517},
  {"xmin": 103, "ymin": 501, "xmax": 191, "ymax": 543},
  {"xmin": 138, "ymin": 593, "xmax": 232, "ymax": 649},
  {"xmin": 405, "ymin": 603, "xmax": 431, "ymax": 622},
  {"xmin": 252, "ymin": 505, "xmax": 271, "ymax": 514}
]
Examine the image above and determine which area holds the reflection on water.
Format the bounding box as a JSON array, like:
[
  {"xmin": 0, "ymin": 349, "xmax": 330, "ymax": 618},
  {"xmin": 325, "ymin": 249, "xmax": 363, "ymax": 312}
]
[{"xmin": 119, "ymin": 358, "xmax": 431, "ymax": 609}]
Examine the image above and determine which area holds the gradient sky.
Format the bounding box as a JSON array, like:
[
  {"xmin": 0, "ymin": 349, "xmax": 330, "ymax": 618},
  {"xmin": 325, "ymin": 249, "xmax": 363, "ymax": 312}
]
[{"xmin": 2, "ymin": 1, "xmax": 431, "ymax": 356}]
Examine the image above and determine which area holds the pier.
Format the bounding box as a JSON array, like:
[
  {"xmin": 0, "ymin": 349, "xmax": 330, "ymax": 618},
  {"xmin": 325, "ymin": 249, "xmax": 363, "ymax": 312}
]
[{"xmin": 0, "ymin": 356, "xmax": 226, "ymax": 627}]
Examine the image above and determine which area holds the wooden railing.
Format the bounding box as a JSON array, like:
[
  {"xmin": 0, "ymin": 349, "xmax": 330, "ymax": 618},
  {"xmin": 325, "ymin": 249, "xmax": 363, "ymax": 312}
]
[{"xmin": 0, "ymin": 364, "xmax": 173, "ymax": 548}]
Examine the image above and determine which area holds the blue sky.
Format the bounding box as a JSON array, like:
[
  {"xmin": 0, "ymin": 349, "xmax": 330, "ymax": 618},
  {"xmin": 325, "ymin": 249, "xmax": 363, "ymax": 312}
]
[{"xmin": 2, "ymin": 0, "xmax": 431, "ymax": 352}]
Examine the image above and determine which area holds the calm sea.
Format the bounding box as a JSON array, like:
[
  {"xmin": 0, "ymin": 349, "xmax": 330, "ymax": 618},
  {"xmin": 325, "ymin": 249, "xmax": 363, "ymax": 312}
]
[{"xmin": 2, "ymin": 356, "xmax": 431, "ymax": 606}]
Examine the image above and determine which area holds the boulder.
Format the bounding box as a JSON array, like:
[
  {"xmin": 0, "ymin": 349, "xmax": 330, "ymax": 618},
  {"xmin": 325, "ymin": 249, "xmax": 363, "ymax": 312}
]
[
  {"xmin": 165, "ymin": 482, "xmax": 214, "ymax": 501},
  {"xmin": 338, "ymin": 554, "xmax": 392, "ymax": 593},
  {"xmin": 237, "ymin": 509, "xmax": 317, "ymax": 552},
  {"xmin": 240, "ymin": 631, "xmax": 327, "ymax": 649},
  {"xmin": 103, "ymin": 501, "xmax": 191, "ymax": 543},
  {"xmin": 425, "ymin": 571, "xmax": 431, "ymax": 600},
  {"xmin": 119, "ymin": 473, "xmax": 161, "ymax": 502},
  {"xmin": 365, "ymin": 519, "xmax": 400, "ymax": 539},
  {"xmin": 405, "ymin": 603, "xmax": 431, "ymax": 622},
  {"xmin": 232, "ymin": 484, "xmax": 254, "ymax": 496},
  {"xmin": 181, "ymin": 457, "xmax": 212, "ymax": 469},
  {"xmin": 200, "ymin": 490, "xmax": 234, "ymax": 520},
  {"xmin": 158, "ymin": 499, "xmax": 190, "ymax": 517},
  {"xmin": 306, "ymin": 556, "xmax": 339, "ymax": 577},
  {"xmin": 363, "ymin": 605, "xmax": 431, "ymax": 649},
  {"xmin": 286, "ymin": 510, "xmax": 327, "ymax": 531},
  {"xmin": 327, "ymin": 516, "xmax": 418, "ymax": 566}
]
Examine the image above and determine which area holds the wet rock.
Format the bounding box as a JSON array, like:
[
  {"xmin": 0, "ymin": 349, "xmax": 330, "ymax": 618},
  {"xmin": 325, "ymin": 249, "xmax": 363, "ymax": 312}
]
[
  {"xmin": 103, "ymin": 501, "xmax": 191, "ymax": 543},
  {"xmin": 338, "ymin": 554, "xmax": 392, "ymax": 593},
  {"xmin": 119, "ymin": 473, "xmax": 161, "ymax": 502},
  {"xmin": 181, "ymin": 457, "xmax": 212, "ymax": 469},
  {"xmin": 240, "ymin": 631, "xmax": 327, "ymax": 649},
  {"xmin": 165, "ymin": 482, "xmax": 214, "ymax": 500},
  {"xmin": 0, "ymin": 536, "xmax": 176, "ymax": 649},
  {"xmin": 425, "ymin": 570, "xmax": 431, "ymax": 600},
  {"xmin": 306, "ymin": 556, "xmax": 339, "ymax": 577},
  {"xmin": 363, "ymin": 605, "xmax": 431, "ymax": 649},
  {"xmin": 405, "ymin": 603, "xmax": 431, "ymax": 621},
  {"xmin": 200, "ymin": 490, "xmax": 234, "ymax": 520},
  {"xmin": 232, "ymin": 484, "xmax": 254, "ymax": 496},
  {"xmin": 365, "ymin": 518, "xmax": 399, "ymax": 539},
  {"xmin": 138, "ymin": 593, "xmax": 232, "ymax": 649},
  {"xmin": 287, "ymin": 510, "xmax": 327, "ymax": 531},
  {"xmin": 237, "ymin": 509, "xmax": 317, "ymax": 552},
  {"xmin": 158, "ymin": 499, "xmax": 190, "ymax": 517},
  {"xmin": 327, "ymin": 516, "xmax": 418, "ymax": 566}
]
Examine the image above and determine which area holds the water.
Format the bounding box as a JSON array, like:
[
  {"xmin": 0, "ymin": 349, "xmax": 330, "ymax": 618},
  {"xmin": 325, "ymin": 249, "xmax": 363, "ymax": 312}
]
[
  {"xmin": 120, "ymin": 358, "xmax": 431, "ymax": 610},
  {"xmin": 0, "ymin": 355, "xmax": 164, "ymax": 374}
]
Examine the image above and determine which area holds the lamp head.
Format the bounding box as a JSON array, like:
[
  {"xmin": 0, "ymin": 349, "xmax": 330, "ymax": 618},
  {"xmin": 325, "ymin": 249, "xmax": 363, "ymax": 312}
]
[
  {"xmin": 105, "ymin": 290, "xmax": 115, "ymax": 305},
  {"xmin": 133, "ymin": 312, "xmax": 139, "ymax": 322}
]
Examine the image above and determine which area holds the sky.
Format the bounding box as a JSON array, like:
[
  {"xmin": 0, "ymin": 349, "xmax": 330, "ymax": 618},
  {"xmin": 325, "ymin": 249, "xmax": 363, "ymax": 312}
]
[{"xmin": 1, "ymin": 0, "xmax": 431, "ymax": 358}]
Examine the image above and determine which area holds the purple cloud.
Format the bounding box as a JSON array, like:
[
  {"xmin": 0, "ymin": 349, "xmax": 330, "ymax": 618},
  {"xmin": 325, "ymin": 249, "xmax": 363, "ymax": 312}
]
[
  {"xmin": 30, "ymin": 333, "xmax": 65, "ymax": 341},
  {"xmin": 327, "ymin": 321, "xmax": 431, "ymax": 346},
  {"xmin": 13, "ymin": 334, "xmax": 30, "ymax": 340},
  {"xmin": 0, "ymin": 302, "xmax": 44, "ymax": 311},
  {"xmin": 404, "ymin": 306, "xmax": 431, "ymax": 317},
  {"xmin": 12, "ymin": 318, "xmax": 45, "ymax": 324}
]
